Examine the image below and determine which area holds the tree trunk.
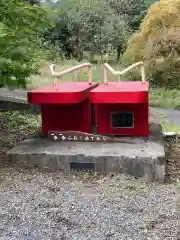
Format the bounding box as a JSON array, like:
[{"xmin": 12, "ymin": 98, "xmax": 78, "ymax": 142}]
[
  {"xmin": 89, "ymin": 51, "xmax": 94, "ymax": 63},
  {"xmin": 116, "ymin": 45, "xmax": 122, "ymax": 62},
  {"xmin": 76, "ymin": 28, "xmax": 83, "ymax": 62},
  {"xmin": 100, "ymin": 51, "xmax": 104, "ymax": 64}
]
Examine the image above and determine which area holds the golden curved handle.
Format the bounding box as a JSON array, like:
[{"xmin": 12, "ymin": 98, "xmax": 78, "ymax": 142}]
[
  {"xmin": 49, "ymin": 63, "xmax": 92, "ymax": 86},
  {"xmin": 104, "ymin": 61, "xmax": 146, "ymax": 85}
]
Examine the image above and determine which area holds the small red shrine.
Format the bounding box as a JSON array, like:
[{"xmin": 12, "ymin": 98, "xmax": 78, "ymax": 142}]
[
  {"xmin": 90, "ymin": 62, "xmax": 148, "ymax": 136},
  {"xmin": 27, "ymin": 61, "xmax": 148, "ymax": 141},
  {"xmin": 28, "ymin": 63, "xmax": 98, "ymax": 135}
]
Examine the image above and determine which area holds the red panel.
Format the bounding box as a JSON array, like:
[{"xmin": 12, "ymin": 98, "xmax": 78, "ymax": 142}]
[
  {"xmin": 95, "ymin": 103, "xmax": 148, "ymax": 136},
  {"xmin": 91, "ymin": 104, "xmax": 96, "ymax": 126},
  {"xmin": 28, "ymin": 82, "xmax": 98, "ymax": 135},
  {"xmin": 28, "ymin": 82, "xmax": 98, "ymax": 104},
  {"xmin": 41, "ymin": 99, "xmax": 91, "ymax": 135},
  {"xmin": 90, "ymin": 82, "xmax": 148, "ymax": 103}
]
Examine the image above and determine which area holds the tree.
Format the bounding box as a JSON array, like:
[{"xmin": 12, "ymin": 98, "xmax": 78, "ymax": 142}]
[
  {"xmin": 58, "ymin": 0, "xmax": 106, "ymax": 61},
  {"xmin": 86, "ymin": 7, "xmax": 130, "ymax": 62},
  {"xmin": 45, "ymin": 0, "xmax": 157, "ymax": 62},
  {"xmin": 47, "ymin": 0, "xmax": 130, "ymax": 62},
  {"xmin": 0, "ymin": 0, "xmax": 51, "ymax": 88},
  {"xmin": 122, "ymin": 0, "xmax": 180, "ymax": 88},
  {"xmin": 107, "ymin": 0, "xmax": 150, "ymax": 31}
]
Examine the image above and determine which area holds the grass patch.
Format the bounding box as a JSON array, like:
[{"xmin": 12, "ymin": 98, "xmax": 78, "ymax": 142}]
[
  {"xmin": 149, "ymin": 88, "xmax": 180, "ymax": 110},
  {"xmin": 0, "ymin": 111, "xmax": 41, "ymax": 154},
  {"xmin": 161, "ymin": 117, "xmax": 180, "ymax": 132}
]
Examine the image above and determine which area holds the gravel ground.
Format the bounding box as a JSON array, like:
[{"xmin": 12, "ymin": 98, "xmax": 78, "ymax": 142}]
[
  {"xmin": 1, "ymin": 108, "xmax": 180, "ymax": 239},
  {"xmin": 0, "ymin": 166, "xmax": 180, "ymax": 240},
  {"xmin": 165, "ymin": 137, "xmax": 180, "ymax": 182}
]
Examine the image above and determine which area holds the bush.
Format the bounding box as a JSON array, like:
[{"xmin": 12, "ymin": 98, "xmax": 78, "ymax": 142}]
[
  {"xmin": 0, "ymin": 0, "xmax": 51, "ymax": 89},
  {"xmin": 122, "ymin": 0, "xmax": 180, "ymax": 89}
]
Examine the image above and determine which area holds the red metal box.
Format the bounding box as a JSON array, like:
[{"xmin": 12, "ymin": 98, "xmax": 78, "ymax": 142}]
[
  {"xmin": 28, "ymin": 82, "xmax": 98, "ymax": 135},
  {"xmin": 90, "ymin": 81, "xmax": 149, "ymax": 136}
]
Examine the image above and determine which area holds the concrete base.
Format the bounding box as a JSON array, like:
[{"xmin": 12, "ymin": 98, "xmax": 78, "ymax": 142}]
[
  {"xmin": 149, "ymin": 114, "xmax": 163, "ymax": 142},
  {"xmin": 7, "ymin": 137, "xmax": 165, "ymax": 183},
  {"xmin": 0, "ymin": 88, "xmax": 40, "ymax": 113},
  {"xmin": 0, "ymin": 100, "xmax": 40, "ymax": 114}
]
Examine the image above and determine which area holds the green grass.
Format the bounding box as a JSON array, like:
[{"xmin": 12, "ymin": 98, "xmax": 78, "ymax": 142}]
[
  {"xmin": 27, "ymin": 60, "xmax": 123, "ymax": 89},
  {"xmin": 150, "ymin": 109, "xmax": 180, "ymax": 132},
  {"xmin": 149, "ymin": 88, "xmax": 180, "ymax": 110},
  {"xmin": 28, "ymin": 60, "xmax": 180, "ymax": 110},
  {"xmin": 161, "ymin": 119, "xmax": 180, "ymax": 132}
]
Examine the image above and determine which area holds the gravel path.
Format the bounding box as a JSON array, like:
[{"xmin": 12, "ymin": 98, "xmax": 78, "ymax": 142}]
[{"xmin": 0, "ymin": 166, "xmax": 180, "ymax": 240}]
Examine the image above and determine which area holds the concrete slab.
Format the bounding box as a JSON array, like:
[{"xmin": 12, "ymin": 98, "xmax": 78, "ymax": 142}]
[
  {"xmin": 0, "ymin": 88, "xmax": 40, "ymax": 113},
  {"xmin": 149, "ymin": 114, "xmax": 163, "ymax": 142},
  {"xmin": 7, "ymin": 137, "xmax": 165, "ymax": 183}
]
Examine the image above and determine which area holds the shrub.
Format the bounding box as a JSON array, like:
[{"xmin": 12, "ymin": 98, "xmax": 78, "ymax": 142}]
[
  {"xmin": 0, "ymin": 0, "xmax": 51, "ymax": 88},
  {"xmin": 122, "ymin": 0, "xmax": 180, "ymax": 89}
]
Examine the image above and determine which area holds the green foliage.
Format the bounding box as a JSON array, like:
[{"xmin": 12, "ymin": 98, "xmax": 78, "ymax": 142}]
[
  {"xmin": 108, "ymin": 0, "xmax": 148, "ymax": 31},
  {"xmin": 0, "ymin": 0, "xmax": 159, "ymax": 88},
  {"xmin": 149, "ymin": 87, "xmax": 180, "ymax": 109},
  {"xmin": 47, "ymin": 0, "xmax": 157, "ymax": 62},
  {"xmin": 0, "ymin": 111, "xmax": 41, "ymax": 152},
  {"xmin": 48, "ymin": 0, "xmax": 131, "ymax": 61},
  {"xmin": 84, "ymin": 0, "xmax": 130, "ymax": 59},
  {"xmin": 0, "ymin": 0, "xmax": 51, "ymax": 88},
  {"xmin": 122, "ymin": 0, "xmax": 180, "ymax": 88}
]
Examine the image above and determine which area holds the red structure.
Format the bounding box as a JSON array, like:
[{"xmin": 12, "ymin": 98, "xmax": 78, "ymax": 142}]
[
  {"xmin": 90, "ymin": 62, "xmax": 149, "ymax": 137},
  {"xmin": 90, "ymin": 81, "xmax": 149, "ymax": 136},
  {"xmin": 27, "ymin": 62, "xmax": 149, "ymax": 139},
  {"xmin": 28, "ymin": 82, "xmax": 98, "ymax": 135}
]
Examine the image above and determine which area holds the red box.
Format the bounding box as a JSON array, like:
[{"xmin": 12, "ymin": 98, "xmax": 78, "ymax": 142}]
[
  {"xmin": 90, "ymin": 81, "xmax": 149, "ymax": 136},
  {"xmin": 28, "ymin": 82, "xmax": 98, "ymax": 135}
]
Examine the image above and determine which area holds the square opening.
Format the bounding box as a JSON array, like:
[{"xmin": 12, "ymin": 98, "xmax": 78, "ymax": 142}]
[
  {"xmin": 110, "ymin": 111, "xmax": 134, "ymax": 128},
  {"xmin": 70, "ymin": 162, "xmax": 95, "ymax": 172}
]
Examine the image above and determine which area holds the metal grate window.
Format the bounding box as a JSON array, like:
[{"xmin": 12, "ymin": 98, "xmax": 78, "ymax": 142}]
[{"xmin": 110, "ymin": 111, "xmax": 134, "ymax": 128}]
